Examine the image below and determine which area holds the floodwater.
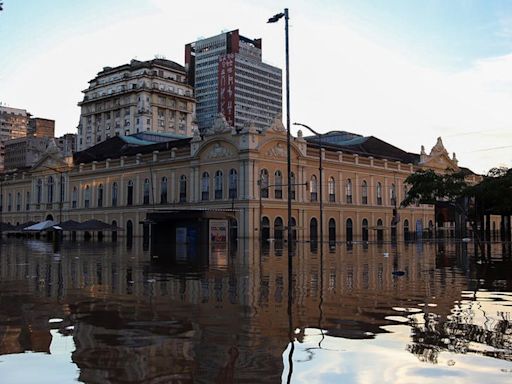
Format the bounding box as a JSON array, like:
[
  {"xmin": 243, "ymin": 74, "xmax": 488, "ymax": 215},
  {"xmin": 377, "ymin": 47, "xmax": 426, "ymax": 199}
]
[{"xmin": 0, "ymin": 238, "xmax": 511, "ymax": 384}]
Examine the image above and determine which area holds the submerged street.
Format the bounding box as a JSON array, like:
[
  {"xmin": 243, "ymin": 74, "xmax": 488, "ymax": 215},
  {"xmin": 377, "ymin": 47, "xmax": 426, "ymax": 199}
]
[{"xmin": 0, "ymin": 238, "xmax": 511, "ymax": 383}]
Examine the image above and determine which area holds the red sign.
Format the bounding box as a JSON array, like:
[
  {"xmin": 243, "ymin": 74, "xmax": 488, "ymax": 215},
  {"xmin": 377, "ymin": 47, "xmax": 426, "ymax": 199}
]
[{"xmin": 218, "ymin": 54, "xmax": 236, "ymax": 126}]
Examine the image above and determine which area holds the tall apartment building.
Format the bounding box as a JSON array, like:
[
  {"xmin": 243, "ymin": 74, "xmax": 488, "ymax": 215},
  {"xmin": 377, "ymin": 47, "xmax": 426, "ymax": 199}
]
[
  {"xmin": 0, "ymin": 106, "xmax": 30, "ymax": 170},
  {"xmin": 185, "ymin": 30, "xmax": 282, "ymax": 132},
  {"xmin": 77, "ymin": 58, "xmax": 197, "ymax": 151},
  {"xmin": 28, "ymin": 117, "xmax": 55, "ymax": 137}
]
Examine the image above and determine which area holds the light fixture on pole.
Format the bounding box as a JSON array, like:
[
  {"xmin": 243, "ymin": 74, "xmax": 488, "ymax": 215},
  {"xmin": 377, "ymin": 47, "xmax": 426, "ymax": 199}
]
[{"xmin": 293, "ymin": 123, "xmax": 323, "ymax": 245}]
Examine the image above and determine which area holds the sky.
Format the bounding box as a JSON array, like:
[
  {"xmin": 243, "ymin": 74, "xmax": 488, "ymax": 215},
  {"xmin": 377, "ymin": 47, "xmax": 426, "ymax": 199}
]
[{"xmin": 0, "ymin": 0, "xmax": 511, "ymax": 173}]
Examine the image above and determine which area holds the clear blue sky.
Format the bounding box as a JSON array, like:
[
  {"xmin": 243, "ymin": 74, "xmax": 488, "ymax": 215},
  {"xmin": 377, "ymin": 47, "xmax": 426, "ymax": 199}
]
[{"xmin": 1, "ymin": 0, "xmax": 511, "ymax": 173}]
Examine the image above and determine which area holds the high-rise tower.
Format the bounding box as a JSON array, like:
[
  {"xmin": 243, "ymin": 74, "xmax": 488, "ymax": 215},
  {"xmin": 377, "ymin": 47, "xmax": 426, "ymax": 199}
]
[{"xmin": 185, "ymin": 30, "xmax": 282, "ymax": 132}]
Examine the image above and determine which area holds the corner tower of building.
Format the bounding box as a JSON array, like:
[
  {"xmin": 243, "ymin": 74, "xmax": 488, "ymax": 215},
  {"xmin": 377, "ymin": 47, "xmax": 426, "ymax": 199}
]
[{"xmin": 185, "ymin": 30, "xmax": 282, "ymax": 132}]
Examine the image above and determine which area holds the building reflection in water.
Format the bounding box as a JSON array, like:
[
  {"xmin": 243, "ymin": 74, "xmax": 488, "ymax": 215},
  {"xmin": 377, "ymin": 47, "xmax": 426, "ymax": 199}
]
[{"xmin": 0, "ymin": 238, "xmax": 511, "ymax": 383}]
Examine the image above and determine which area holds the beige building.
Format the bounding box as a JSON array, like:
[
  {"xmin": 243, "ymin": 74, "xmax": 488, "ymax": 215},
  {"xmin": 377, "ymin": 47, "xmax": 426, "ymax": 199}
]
[
  {"xmin": 0, "ymin": 115, "xmax": 468, "ymax": 243},
  {"xmin": 77, "ymin": 58, "xmax": 197, "ymax": 151}
]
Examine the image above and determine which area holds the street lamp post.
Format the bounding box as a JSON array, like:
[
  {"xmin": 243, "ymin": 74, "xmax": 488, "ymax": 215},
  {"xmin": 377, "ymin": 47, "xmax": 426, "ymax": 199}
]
[
  {"xmin": 268, "ymin": 8, "xmax": 292, "ymax": 256},
  {"xmin": 293, "ymin": 122, "xmax": 323, "ymax": 244}
]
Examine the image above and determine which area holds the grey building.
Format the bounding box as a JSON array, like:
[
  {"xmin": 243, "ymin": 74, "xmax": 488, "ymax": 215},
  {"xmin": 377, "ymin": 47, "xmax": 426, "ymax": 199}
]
[{"xmin": 185, "ymin": 30, "xmax": 282, "ymax": 132}]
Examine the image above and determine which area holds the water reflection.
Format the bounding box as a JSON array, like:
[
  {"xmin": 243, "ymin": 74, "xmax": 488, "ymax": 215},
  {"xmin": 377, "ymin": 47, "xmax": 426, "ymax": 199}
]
[{"xmin": 0, "ymin": 238, "xmax": 511, "ymax": 383}]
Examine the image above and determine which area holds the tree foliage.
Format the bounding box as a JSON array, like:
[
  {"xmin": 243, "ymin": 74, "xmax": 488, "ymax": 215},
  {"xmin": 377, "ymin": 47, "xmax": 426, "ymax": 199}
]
[{"xmin": 400, "ymin": 169, "xmax": 467, "ymax": 208}]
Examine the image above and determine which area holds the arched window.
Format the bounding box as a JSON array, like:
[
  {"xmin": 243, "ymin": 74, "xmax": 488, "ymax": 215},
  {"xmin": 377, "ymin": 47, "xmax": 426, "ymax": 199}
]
[
  {"xmin": 361, "ymin": 180, "xmax": 368, "ymax": 205},
  {"xmin": 127, "ymin": 180, "xmax": 133, "ymax": 206},
  {"xmin": 160, "ymin": 177, "xmax": 168, "ymax": 204},
  {"xmin": 290, "ymin": 172, "xmax": 296, "ymax": 200},
  {"xmin": 72, "ymin": 187, "xmax": 78, "ymax": 208},
  {"xmin": 346, "ymin": 179, "xmax": 353, "ymax": 204},
  {"xmin": 328, "ymin": 218, "xmax": 336, "ymax": 245},
  {"xmin": 16, "ymin": 192, "xmax": 21, "ymax": 211},
  {"xmin": 229, "ymin": 169, "xmax": 237, "ymax": 199},
  {"xmin": 310, "ymin": 217, "xmax": 318, "ymax": 242},
  {"xmin": 376, "ymin": 182, "xmax": 382, "ymax": 205},
  {"xmin": 274, "ymin": 170, "xmax": 283, "ymax": 199},
  {"xmin": 26, "ymin": 191, "xmax": 30, "ymax": 211},
  {"xmin": 36, "ymin": 178, "xmax": 42, "ymax": 205},
  {"xmin": 310, "ymin": 175, "xmax": 318, "ymax": 202},
  {"xmin": 346, "ymin": 218, "xmax": 353, "ymax": 242},
  {"xmin": 260, "ymin": 169, "xmax": 269, "ymax": 198},
  {"xmin": 126, "ymin": 220, "xmax": 133, "ymax": 240},
  {"xmin": 214, "ymin": 170, "xmax": 223, "ymax": 200},
  {"xmin": 97, "ymin": 184, "xmax": 104, "ymax": 207},
  {"xmin": 143, "ymin": 178, "xmax": 150, "ymax": 205},
  {"xmin": 328, "ymin": 177, "xmax": 336, "ymax": 202},
  {"xmin": 179, "ymin": 175, "xmax": 187, "ymax": 202},
  {"xmin": 201, "ymin": 172, "xmax": 210, "ymax": 200},
  {"xmin": 47, "ymin": 176, "xmax": 54, "ymax": 204},
  {"xmin": 274, "ymin": 217, "xmax": 284, "ymax": 241},
  {"xmin": 112, "ymin": 182, "xmax": 118, "ymax": 207},
  {"xmin": 362, "ymin": 218, "xmax": 369, "ymax": 242},
  {"xmin": 390, "ymin": 183, "xmax": 396, "ymax": 206},
  {"xmin": 84, "ymin": 185, "xmax": 91, "ymax": 208}
]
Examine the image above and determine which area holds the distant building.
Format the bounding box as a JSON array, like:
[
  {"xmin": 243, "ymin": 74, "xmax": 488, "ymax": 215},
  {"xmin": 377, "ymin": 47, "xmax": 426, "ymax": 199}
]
[
  {"xmin": 77, "ymin": 58, "xmax": 197, "ymax": 151},
  {"xmin": 0, "ymin": 106, "xmax": 30, "ymax": 170},
  {"xmin": 4, "ymin": 134, "xmax": 76, "ymax": 170},
  {"xmin": 28, "ymin": 117, "xmax": 55, "ymax": 138},
  {"xmin": 185, "ymin": 30, "xmax": 282, "ymax": 132}
]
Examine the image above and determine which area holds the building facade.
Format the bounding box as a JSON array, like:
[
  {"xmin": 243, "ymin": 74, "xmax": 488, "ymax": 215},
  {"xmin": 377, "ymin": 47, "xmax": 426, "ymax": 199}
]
[
  {"xmin": 0, "ymin": 117, "xmax": 458, "ymax": 244},
  {"xmin": 0, "ymin": 106, "xmax": 30, "ymax": 171},
  {"xmin": 185, "ymin": 30, "xmax": 282, "ymax": 132},
  {"xmin": 77, "ymin": 59, "xmax": 197, "ymax": 151},
  {"xmin": 28, "ymin": 117, "xmax": 55, "ymax": 137}
]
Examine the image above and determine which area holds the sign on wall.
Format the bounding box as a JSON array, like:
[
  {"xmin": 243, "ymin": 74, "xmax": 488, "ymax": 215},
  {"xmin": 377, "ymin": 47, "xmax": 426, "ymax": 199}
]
[
  {"xmin": 209, "ymin": 219, "xmax": 228, "ymax": 244},
  {"xmin": 218, "ymin": 54, "xmax": 236, "ymax": 126}
]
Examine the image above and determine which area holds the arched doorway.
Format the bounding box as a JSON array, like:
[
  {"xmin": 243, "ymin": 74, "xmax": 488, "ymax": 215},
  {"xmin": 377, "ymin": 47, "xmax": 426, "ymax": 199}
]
[
  {"xmin": 274, "ymin": 217, "xmax": 284, "ymax": 243},
  {"xmin": 362, "ymin": 219, "xmax": 369, "ymax": 242},
  {"xmin": 376, "ymin": 219, "xmax": 384, "ymax": 242},
  {"xmin": 126, "ymin": 220, "xmax": 133, "ymax": 246},
  {"xmin": 112, "ymin": 220, "xmax": 118, "ymax": 242},
  {"xmin": 261, "ymin": 217, "xmax": 270, "ymax": 244},
  {"xmin": 46, "ymin": 214, "xmax": 54, "ymax": 221},
  {"xmin": 404, "ymin": 219, "xmax": 410, "ymax": 241},
  {"xmin": 328, "ymin": 218, "xmax": 336, "ymax": 247},
  {"xmin": 310, "ymin": 218, "xmax": 318, "ymax": 243},
  {"xmin": 346, "ymin": 218, "xmax": 353, "ymax": 243}
]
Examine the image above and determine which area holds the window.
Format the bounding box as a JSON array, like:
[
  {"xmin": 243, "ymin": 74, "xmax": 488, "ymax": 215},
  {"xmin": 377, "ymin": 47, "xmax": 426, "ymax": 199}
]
[
  {"xmin": 214, "ymin": 170, "xmax": 223, "ymax": 200},
  {"xmin": 84, "ymin": 185, "xmax": 91, "ymax": 208},
  {"xmin": 97, "ymin": 184, "xmax": 103, "ymax": 207},
  {"xmin": 362, "ymin": 219, "xmax": 369, "ymax": 241},
  {"xmin": 143, "ymin": 178, "xmax": 150, "ymax": 205},
  {"xmin": 36, "ymin": 178, "xmax": 42, "ymax": 204},
  {"xmin": 328, "ymin": 177, "xmax": 336, "ymax": 202},
  {"xmin": 72, "ymin": 187, "xmax": 77, "ymax": 208},
  {"xmin": 361, "ymin": 180, "xmax": 368, "ymax": 205},
  {"xmin": 26, "ymin": 191, "xmax": 30, "ymax": 211},
  {"xmin": 112, "ymin": 182, "xmax": 118, "ymax": 207},
  {"xmin": 229, "ymin": 169, "xmax": 237, "ymax": 199},
  {"xmin": 274, "ymin": 170, "xmax": 283, "ymax": 199},
  {"xmin": 328, "ymin": 218, "xmax": 336, "ymax": 245},
  {"xmin": 390, "ymin": 183, "xmax": 396, "ymax": 206},
  {"xmin": 179, "ymin": 175, "xmax": 187, "ymax": 202},
  {"xmin": 260, "ymin": 169, "xmax": 269, "ymax": 198},
  {"xmin": 160, "ymin": 177, "xmax": 168, "ymax": 204},
  {"xmin": 346, "ymin": 179, "xmax": 352, "ymax": 204},
  {"xmin": 7, "ymin": 193, "xmax": 12, "ymax": 212},
  {"xmin": 16, "ymin": 192, "xmax": 21, "ymax": 211},
  {"xmin": 310, "ymin": 175, "xmax": 318, "ymax": 202},
  {"xmin": 201, "ymin": 172, "xmax": 210, "ymax": 200},
  {"xmin": 376, "ymin": 182, "xmax": 382, "ymax": 205},
  {"xmin": 127, "ymin": 180, "xmax": 133, "ymax": 206}
]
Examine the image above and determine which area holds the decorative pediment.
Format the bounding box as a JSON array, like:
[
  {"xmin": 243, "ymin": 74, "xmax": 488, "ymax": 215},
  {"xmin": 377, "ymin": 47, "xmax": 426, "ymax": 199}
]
[
  {"xmin": 266, "ymin": 142, "xmax": 287, "ymax": 158},
  {"xmin": 203, "ymin": 113, "xmax": 233, "ymax": 136},
  {"xmin": 419, "ymin": 137, "xmax": 459, "ymax": 172},
  {"xmin": 205, "ymin": 142, "xmax": 235, "ymax": 160}
]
